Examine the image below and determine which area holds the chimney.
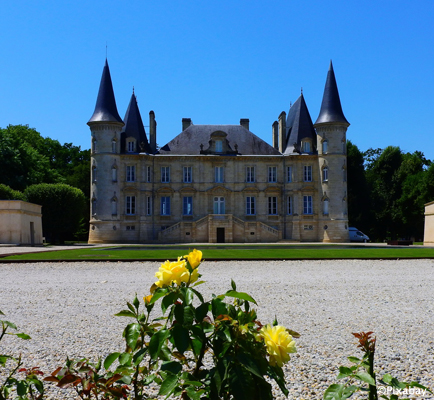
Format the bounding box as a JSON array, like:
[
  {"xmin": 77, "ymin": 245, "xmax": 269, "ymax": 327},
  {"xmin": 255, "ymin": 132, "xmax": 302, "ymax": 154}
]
[
  {"xmin": 149, "ymin": 111, "xmax": 157, "ymax": 153},
  {"xmin": 240, "ymin": 118, "xmax": 249, "ymax": 130},
  {"xmin": 272, "ymin": 121, "xmax": 279, "ymax": 150},
  {"xmin": 278, "ymin": 111, "xmax": 286, "ymax": 153},
  {"xmin": 182, "ymin": 118, "xmax": 192, "ymax": 131}
]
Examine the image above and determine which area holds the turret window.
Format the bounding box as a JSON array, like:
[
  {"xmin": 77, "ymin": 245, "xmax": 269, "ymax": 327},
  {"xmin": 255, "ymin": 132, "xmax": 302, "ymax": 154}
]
[
  {"xmin": 322, "ymin": 140, "xmax": 328, "ymax": 154},
  {"xmin": 112, "ymin": 167, "xmax": 117, "ymax": 182},
  {"xmin": 92, "ymin": 166, "xmax": 97, "ymax": 183},
  {"xmin": 112, "ymin": 140, "xmax": 116, "ymax": 153},
  {"xmin": 323, "ymin": 198, "xmax": 329, "ymax": 215},
  {"xmin": 322, "ymin": 167, "xmax": 329, "ymax": 182}
]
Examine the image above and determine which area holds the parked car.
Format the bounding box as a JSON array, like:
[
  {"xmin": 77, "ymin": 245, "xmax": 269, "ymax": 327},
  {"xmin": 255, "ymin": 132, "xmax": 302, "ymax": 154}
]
[{"xmin": 349, "ymin": 227, "xmax": 370, "ymax": 243}]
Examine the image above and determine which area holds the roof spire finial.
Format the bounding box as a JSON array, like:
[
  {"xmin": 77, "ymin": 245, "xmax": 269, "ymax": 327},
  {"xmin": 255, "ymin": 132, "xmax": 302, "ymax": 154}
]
[
  {"xmin": 290, "ymin": 101, "xmax": 292, "ymax": 108},
  {"xmin": 133, "ymin": 86, "xmax": 135, "ymax": 95},
  {"xmin": 301, "ymin": 87, "xmax": 303, "ymax": 95},
  {"xmin": 106, "ymin": 42, "xmax": 108, "ymax": 59}
]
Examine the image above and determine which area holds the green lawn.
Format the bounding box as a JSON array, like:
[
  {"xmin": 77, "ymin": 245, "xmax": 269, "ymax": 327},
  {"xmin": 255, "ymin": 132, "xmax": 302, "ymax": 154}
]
[{"xmin": 2, "ymin": 244, "xmax": 434, "ymax": 261}]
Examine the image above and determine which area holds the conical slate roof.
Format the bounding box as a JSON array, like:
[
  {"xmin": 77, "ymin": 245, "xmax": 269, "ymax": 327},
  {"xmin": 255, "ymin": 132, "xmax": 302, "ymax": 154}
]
[
  {"xmin": 314, "ymin": 61, "xmax": 349, "ymax": 126},
  {"xmin": 88, "ymin": 59, "xmax": 124, "ymax": 124},
  {"xmin": 120, "ymin": 91, "xmax": 152, "ymax": 153},
  {"xmin": 284, "ymin": 93, "xmax": 316, "ymax": 154}
]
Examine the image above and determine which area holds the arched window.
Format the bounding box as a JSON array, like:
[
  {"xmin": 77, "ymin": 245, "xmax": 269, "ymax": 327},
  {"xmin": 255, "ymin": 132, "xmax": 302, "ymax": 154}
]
[
  {"xmin": 323, "ymin": 198, "xmax": 329, "ymax": 215},
  {"xmin": 91, "ymin": 197, "xmax": 97, "ymax": 216},
  {"xmin": 112, "ymin": 166, "xmax": 117, "ymax": 182},
  {"xmin": 112, "ymin": 139, "xmax": 117, "ymax": 153},
  {"xmin": 111, "ymin": 198, "xmax": 117, "ymax": 215},
  {"xmin": 322, "ymin": 166, "xmax": 329, "ymax": 182},
  {"xmin": 322, "ymin": 140, "xmax": 328, "ymax": 154}
]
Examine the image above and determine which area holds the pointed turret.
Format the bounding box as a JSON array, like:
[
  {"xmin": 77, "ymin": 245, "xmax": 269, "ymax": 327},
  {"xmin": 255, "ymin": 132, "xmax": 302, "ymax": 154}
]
[
  {"xmin": 314, "ymin": 61, "xmax": 349, "ymax": 126},
  {"xmin": 121, "ymin": 91, "xmax": 152, "ymax": 153},
  {"xmin": 88, "ymin": 59, "xmax": 124, "ymax": 124},
  {"xmin": 283, "ymin": 93, "xmax": 317, "ymax": 154}
]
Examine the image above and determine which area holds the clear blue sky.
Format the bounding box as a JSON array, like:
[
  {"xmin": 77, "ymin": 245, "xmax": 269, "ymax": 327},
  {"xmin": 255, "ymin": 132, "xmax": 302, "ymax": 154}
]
[{"xmin": 1, "ymin": 1, "xmax": 433, "ymax": 161}]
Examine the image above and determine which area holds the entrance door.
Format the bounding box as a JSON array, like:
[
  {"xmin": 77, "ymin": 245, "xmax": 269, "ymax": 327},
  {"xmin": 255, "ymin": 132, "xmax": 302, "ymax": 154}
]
[
  {"xmin": 30, "ymin": 222, "xmax": 35, "ymax": 246},
  {"xmin": 216, "ymin": 227, "xmax": 225, "ymax": 243}
]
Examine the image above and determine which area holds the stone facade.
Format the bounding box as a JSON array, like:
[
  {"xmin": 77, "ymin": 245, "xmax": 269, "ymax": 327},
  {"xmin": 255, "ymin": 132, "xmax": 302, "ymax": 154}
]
[
  {"xmin": 88, "ymin": 61, "xmax": 350, "ymax": 244},
  {"xmin": 0, "ymin": 201, "xmax": 43, "ymax": 245},
  {"xmin": 424, "ymin": 201, "xmax": 434, "ymax": 245}
]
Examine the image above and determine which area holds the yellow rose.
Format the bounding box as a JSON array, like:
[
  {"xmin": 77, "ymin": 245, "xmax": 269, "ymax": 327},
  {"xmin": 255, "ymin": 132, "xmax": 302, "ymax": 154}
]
[
  {"xmin": 154, "ymin": 260, "xmax": 177, "ymax": 288},
  {"xmin": 143, "ymin": 294, "xmax": 153, "ymax": 305},
  {"xmin": 260, "ymin": 325, "xmax": 296, "ymax": 367},
  {"xmin": 170, "ymin": 258, "xmax": 189, "ymax": 285},
  {"xmin": 184, "ymin": 249, "xmax": 202, "ymax": 269}
]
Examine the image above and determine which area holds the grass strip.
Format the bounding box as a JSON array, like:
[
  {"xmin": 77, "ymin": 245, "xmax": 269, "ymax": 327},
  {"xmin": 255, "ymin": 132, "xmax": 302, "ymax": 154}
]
[{"xmin": 2, "ymin": 245, "xmax": 434, "ymax": 261}]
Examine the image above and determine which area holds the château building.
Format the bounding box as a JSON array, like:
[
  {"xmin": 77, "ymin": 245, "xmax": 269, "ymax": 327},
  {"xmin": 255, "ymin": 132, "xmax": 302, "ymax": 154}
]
[{"xmin": 88, "ymin": 60, "xmax": 350, "ymax": 243}]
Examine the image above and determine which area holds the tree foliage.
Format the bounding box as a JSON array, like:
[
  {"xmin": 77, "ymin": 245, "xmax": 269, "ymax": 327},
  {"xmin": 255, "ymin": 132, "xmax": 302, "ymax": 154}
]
[
  {"xmin": 24, "ymin": 183, "xmax": 86, "ymax": 244},
  {"xmin": 347, "ymin": 142, "xmax": 434, "ymax": 241},
  {"xmin": 0, "ymin": 184, "xmax": 26, "ymax": 201}
]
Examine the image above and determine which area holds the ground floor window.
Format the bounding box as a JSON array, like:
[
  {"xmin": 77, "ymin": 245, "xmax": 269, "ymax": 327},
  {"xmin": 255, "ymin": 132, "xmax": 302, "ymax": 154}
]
[
  {"xmin": 287, "ymin": 196, "xmax": 292, "ymax": 215},
  {"xmin": 303, "ymin": 195, "xmax": 313, "ymax": 215},
  {"xmin": 146, "ymin": 196, "xmax": 152, "ymax": 215},
  {"xmin": 246, "ymin": 196, "xmax": 255, "ymax": 215},
  {"xmin": 183, "ymin": 196, "xmax": 193, "ymax": 215},
  {"xmin": 268, "ymin": 196, "xmax": 277, "ymax": 215},
  {"xmin": 126, "ymin": 196, "xmax": 136, "ymax": 215},
  {"xmin": 161, "ymin": 196, "xmax": 171, "ymax": 215}
]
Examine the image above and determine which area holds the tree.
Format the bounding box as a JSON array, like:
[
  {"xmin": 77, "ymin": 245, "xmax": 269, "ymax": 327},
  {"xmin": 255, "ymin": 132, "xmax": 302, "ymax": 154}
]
[
  {"xmin": 346, "ymin": 141, "xmax": 371, "ymax": 233},
  {"xmin": 0, "ymin": 184, "xmax": 26, "ymax": 201},
  {"xmin": 24, "ymin": 183, "xmax": 86, "ymax": 244}
]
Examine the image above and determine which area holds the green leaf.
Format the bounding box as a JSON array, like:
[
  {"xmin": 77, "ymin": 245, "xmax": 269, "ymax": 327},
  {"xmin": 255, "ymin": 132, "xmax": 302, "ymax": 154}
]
[
  {"xmin": 161, "ymin": 291, "xmax": 178, "ymax": 314},
  {"xmin": 337, "ymin": 366, "xmax": 353, "ymax": 379},
  {"xmin": 182, "ymin": 287, "xmax": 194, "ymax": 306},
  {"xmin": 348, "ymin": 356, "xmax": 361, "ymax": 363},
  {"xmin": 127, "ymin": 302, "xmax": 135, "ymax": 313},
  {"xmin": 125, "ymin": 323, "xmax": 141, "ymax": 350},
  {"xmin": 190, "ymin": 287, "xmax": 204, "ymax": 303},
  {"xmin": 195, "ymin": 302, "xmax": 209, "ymax": 322},
  {"xmin": 149, "ymin": 288, "xmax": 168, "ymax": 305},
  {"xmin": 17, "ymin": 381, "xmax": 27, "ymax": 396},
  {"xmin": 211, "ymin": 297, "xmax": 228, "ymax": 318},
  {"xmin": 225, "ymin": 290, "xmax": 257, "ymax": 305},
  {"xmin": 237, "ymin": 353, "xmax": 263, "ymax": 378},
  {"xmin": 132, "ymin": 347, "xmax": 147, "ymax": 366},
  {"xmin": 15, "ymin": 333, "xmax": 31, "ymax": 340},
  {"xmin": 172, "ymin": 325, "xmax": 190, "ymax": 354},
  {"xmin": 119, "ymin": 352, "xmax": 132, "ymax": 366},
  {"xmin": 231, "ymin": 279, "xmax": 237, "ymax": 291},
  {"xmin": 115, "ymin": 310, "xmax": 137, "ymax": 318},
  {"xmin": 324, "ymin": 383, "xmax": 358, "ymax": 400},
  {"xmin": 355, "ymin": 372, "xmax": 376, "ymax": 386},
  {"xmin": 158, "ymin": 372, "xmax": 178, "ymax": 396},
  {"xmin": 149, "ymin": 329, "xmax": 170, "ymax": 360},
  {"xmin": 4, "ymin": 320, "xmax": 17, "ymax": 330},
  {"xmin": 161, "ymin": 360, "xmax": 182, "ymax": 375},
  {"xmin": 186, "ymin": 386, "xmax": 205, "ymax": 400},
  {"xmin": 104, "ymin": 352, "xmax": 121, "ymax": 370},
  {"xmin": 184, "ymin": 305, "xmax": 195, "ymax": 326},
  {"xmin": 133, "ymin": 294, "xmax": 140, "ymax": 310}
]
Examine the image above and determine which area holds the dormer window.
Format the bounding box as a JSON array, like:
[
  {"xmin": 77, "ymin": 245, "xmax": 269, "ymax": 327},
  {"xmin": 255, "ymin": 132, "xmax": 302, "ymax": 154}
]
[
  {"xmin": 302, "ymin": 141, "xmax": 311, "ymax": 153},
  {"xmin": 127, "ymin": 140, "xmax": 135, "ymax": 152},
  {"xmin": 215, "ymin": 140, "xmax": 223, "ymax": 152}
]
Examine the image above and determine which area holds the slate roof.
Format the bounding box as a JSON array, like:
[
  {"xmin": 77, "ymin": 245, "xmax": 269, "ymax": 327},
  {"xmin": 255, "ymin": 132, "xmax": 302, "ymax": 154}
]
[
  {"xmin": 284, "ymin": 94, "xmax": 317, "ymax": 155},
  {"xmin": 159, "ymin": 124, "xmax": 281, "ymax": 156},
  {"xmin": 120, "ymin": 92, "xmax": 152, "ymax": 153},
  {"xmin": 88, "ymin": 59, "xmax": 124, "ymax": 124},
  {"xmin": 315, "ymin": 61, "xmax": 349, "ymax": 126}
]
